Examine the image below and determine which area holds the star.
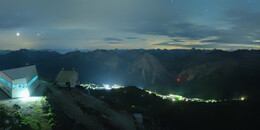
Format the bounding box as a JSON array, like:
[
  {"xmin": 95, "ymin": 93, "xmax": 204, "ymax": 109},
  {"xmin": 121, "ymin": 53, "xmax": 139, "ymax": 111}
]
[{"xmin": 16, "ymin": 32, "xmax": 20, "ymax": 36}]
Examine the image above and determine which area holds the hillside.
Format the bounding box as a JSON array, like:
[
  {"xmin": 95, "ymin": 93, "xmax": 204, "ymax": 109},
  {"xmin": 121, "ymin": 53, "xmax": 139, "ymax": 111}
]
[{"xmin": 0, "ymin": 49, "xmax": 260, "ymax": 99}]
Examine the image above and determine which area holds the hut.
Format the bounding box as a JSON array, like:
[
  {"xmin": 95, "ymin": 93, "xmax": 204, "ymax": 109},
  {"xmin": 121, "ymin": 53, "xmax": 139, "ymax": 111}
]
[{"xmin": 55, "ymin": 69, "xmax": 79, "ymax": 88}]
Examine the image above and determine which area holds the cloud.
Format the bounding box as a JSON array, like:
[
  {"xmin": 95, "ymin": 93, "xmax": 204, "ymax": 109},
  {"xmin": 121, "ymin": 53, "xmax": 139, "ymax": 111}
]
[
  {"xmin": 125, "ymin": 37, "xmax": 138, "ymax": 39},
  {"xmin": 107, "ymin": 42, "xmax": 122, "ymax": 44},
  {"xmin": 103, "ymin": 38, "xmax": 124, "ymax": 44},
  {"xmin": 153, "ymin": 41, "xmax": 222, "ymax": 49},
  {"xmin": 197, "ymin": 9, "xmax": 260, "ymax": 45},
  {"xmin": 0, "ymin": 11, "xmax": 33, "ymax": 29},
  {"xmin": 144, "ymin": 7, "xmax": 260, "ymax": 50},
  {"xmin": 104, "ymin": 38, "xmax": 123, "ymax": 42},
  {"xmin": 153, "ymin": 42, "xmax": 173, "ymax": 46},
  {"xmin": 130, "ymin": 19, "xmax": 224, "ymax": 42},
  {"xmin": 1, "ymin": 0, "xmax": 260, "ymax": 50},
  {"xmin": 172, "ymin": 39, "xmax": 183, "ymax": 42}
]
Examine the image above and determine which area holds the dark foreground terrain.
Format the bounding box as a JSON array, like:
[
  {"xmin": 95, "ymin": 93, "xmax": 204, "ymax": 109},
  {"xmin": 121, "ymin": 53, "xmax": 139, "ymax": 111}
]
[
  {"xmin": 88, "ymin": 87, "xmax": 260, "ymax": 130},
  {"xmin": 1, "ymin": 82, "xmax": 260, "ymax": 130}
]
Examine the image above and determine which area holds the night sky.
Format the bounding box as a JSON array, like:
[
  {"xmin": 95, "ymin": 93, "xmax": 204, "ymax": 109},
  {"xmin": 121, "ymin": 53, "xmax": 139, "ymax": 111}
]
[{"xmin": 0, "ymin": 0, "xmax": 260, "ymax": 50}]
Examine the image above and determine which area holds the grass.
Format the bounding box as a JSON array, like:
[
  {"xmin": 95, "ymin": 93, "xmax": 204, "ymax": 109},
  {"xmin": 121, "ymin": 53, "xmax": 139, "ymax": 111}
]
[
  {"xmin": 0, "ymin": 96, "xmax": 55, "ymax": 130},
  {"xmin": 20, "ymin": 98, "xmax": 51, "ymax": 129}
]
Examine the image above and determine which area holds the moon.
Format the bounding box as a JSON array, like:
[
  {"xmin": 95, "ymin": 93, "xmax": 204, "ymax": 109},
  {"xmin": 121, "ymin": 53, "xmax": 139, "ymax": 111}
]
[{"xmin": 16, "ymin": 33, "xmax": 20, "ymax": 36}]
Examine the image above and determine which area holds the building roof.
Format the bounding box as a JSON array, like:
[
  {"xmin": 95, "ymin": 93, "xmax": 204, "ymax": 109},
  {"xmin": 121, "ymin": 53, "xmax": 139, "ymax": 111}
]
[
  {"xmin": 1, "ymin": 65, "xmax": 37, "ymax": 80},
  {"xmin": 56, "ymin": 71, "xmax": 78, "ymax": 83}
]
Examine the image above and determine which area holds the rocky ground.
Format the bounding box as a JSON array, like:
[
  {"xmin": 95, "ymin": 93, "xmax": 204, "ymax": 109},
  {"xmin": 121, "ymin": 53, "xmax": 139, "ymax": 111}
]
[{"xmin": 45, "ymin": 83, "xmax": 136, "ymax": 130}]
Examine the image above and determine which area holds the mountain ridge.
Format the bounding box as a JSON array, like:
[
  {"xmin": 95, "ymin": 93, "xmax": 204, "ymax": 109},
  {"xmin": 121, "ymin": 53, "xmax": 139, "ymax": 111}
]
[{"xmin": 1, "ymin": 49, "xmax": 260, "ymax": 99}]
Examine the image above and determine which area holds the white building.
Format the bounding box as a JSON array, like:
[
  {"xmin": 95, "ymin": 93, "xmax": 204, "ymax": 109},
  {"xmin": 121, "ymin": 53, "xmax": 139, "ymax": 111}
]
[
  {"xmin": 55, "ymin": 69, "xmax": 79, "ymax": 88},
  {"xmin": 0, "ymin": 65, "xmax": 39, "ymax": 98}
]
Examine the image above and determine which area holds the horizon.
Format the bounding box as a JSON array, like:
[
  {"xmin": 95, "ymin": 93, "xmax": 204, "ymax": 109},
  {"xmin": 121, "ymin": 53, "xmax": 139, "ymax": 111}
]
[{"xmin": 1, "ymin": 47, "xmax": 260, "ymax": 53}]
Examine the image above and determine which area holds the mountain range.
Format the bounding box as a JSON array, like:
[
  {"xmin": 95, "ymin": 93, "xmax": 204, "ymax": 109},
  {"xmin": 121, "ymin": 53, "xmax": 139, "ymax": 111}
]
[{"xmin": 0, "ymin": 49, "xmax": 260, "ymax": 99}]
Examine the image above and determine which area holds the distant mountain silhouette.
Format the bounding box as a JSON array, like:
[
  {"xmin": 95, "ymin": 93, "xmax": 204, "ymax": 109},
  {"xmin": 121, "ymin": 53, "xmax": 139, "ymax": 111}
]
[
  {"xmin": 0, "ymin": 50, "xmax": 11, "ymax": 55},
  {"xmin": 1, "ymin": 49, "xmax": 260, "ymax": 99}
]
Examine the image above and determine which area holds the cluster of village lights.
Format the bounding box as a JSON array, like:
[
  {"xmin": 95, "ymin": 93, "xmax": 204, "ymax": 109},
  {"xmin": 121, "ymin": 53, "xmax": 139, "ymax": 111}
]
[
  {"xmin": 144, "ymin": 90, "xmax": 218, "ymax": 103},
  {"xmin": 80, "ymin": 83, "xmax": 122, "ymax": 90},
  {"xmin": 80, "ymin": 83, "xmax": 246, "ymax": 103}
]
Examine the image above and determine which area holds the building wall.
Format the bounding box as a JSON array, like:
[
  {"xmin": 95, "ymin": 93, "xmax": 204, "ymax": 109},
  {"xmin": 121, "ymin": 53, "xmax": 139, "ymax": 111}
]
[
  {"xmin": 0, "ymin": 72, "xmax": 12, "ymax": 97},
  {"xmin": 0, "ymin": 72, "xmax": 13, "ymax": 85},
  {"xmin": 26, "ymin": 67, "xmax": 38, "ymax": 83},
  {"xmin": 71, "ymin": 73, "xmax": 78, "ymax": 87},
  {"xmin": 0, "ymin": 83, "xmax": 12, "ymax": 97},
  {"xmin": 70, "ymin": 75, "xmax": 76, "ymax": 87},
  {"xmin": 27, "ymin": 77, "xmax": 39, "ymax": 95},
  {"xmin": 29, "ymin": 66, "xmax": 39, "ymax": 95},
  {"xmin": 12, "ymin": 88, "xmax": 29, "ymax": 98}
]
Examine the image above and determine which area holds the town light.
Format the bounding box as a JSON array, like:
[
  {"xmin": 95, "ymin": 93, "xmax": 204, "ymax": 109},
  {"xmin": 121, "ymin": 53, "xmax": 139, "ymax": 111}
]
[
  {"xmin": 240, "ymin": 97, "xmax": 245, "ymax": 101},
  {"xmin": 103, "ymin": 84, "xmax": 111, "ymax": 90}
]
